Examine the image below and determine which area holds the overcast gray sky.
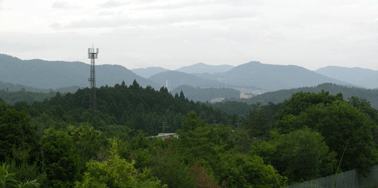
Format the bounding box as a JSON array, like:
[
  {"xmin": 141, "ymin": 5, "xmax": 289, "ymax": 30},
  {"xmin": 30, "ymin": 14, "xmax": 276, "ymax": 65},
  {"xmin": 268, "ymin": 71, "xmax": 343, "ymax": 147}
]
[{"xmin": 1, "ymin": 0, "xmax": 378, "ymax": 70}]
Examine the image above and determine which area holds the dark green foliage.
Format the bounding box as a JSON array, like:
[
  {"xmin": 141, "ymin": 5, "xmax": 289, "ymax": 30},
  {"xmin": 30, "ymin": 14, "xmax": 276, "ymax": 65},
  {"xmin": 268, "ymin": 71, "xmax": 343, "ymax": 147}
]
[
  {"xmin": 0, "ymin": 103, "xmax": 40, "ymax": 164},
  {"xmin": 0, "ymin": 163, "xmax": 40, "ymax": 188},
  {"xmin": 65, "ymin": 124, "xmax": 108, "ymax": 173},
  {"xmin": 151, "ymin": 138, "xmax": 196, "ymax": 188},
  {"xmin": 42, "ymin": 129, "xmax": 80, "ymax": 187},
  {"xmin": 275, "ymin": 90, "xmax": 343, "ymax": 120},
  {"xmin": 216, "ymin": 153, "xmax": 286, "ymax": 188},
  {"xmin": 251, "ymin": 128, "xmax": 337, "ymax": 184},
  {"xmin": 5, "ymin": 148, "xmax": 42, "ymax": 185},
  {"xmin": 275, "ymin": 92, "xmax": 378, "ymax": 177},
  {"xmin": 212, "ymin": 101, "xmax": 283, "ymax": 118},
  {"xmin": 242, "ymin": 102, "xmax": 272, "ymax": 139},
  {"xmin": 30, "ymin": 81, "xmax": 233, "ymax": 135},
  {"xmin": 177, "ymin": 111, "xmax": 286, "ymax": 188}
]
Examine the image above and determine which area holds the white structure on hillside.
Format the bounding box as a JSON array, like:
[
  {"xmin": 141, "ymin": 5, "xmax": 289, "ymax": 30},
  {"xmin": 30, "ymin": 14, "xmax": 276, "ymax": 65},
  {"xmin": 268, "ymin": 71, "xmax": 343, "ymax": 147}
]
[
  {"xmin": 149, "ymin": 133, "xmax": 179, "ymax": 140},
  {"xmin": 240, "ymin": 93, "xmax": 253, "ymax": 99},
  {"xmin": 211, "ymin": 98, "xmax": 225, "ymax": 104}
]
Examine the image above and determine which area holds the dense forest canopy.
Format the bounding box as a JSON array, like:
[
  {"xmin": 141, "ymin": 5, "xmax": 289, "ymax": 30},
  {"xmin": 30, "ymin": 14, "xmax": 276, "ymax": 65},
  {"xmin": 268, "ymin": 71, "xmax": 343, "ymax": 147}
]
[
  {"xmin": 20, "ymin": 80, "xmax": 236, "ymax": 136},
  {"xmin": 1, "ymin": 81, "xmax": 378, "ymax": 187}
]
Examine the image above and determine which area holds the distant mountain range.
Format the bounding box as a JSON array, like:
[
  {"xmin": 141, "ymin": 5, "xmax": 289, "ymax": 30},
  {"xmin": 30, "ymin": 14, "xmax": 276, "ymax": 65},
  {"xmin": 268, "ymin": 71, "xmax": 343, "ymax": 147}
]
[
  {"xmin": 196, "ymin": 61, "xmax": 351, "ymax": 91},
  {"xmin": 148, "ymin": 71, "xmax": 231, "ymax": 89},
  {"xmin": 316, "ymin": 66, "xmax": 378, "ymax": 89},
  {"xmin": 146, "ymin": 61, "xmax": 351, "ymax": 91},
  {"xmin": 175, "ymin": 63, "xmax": 234, "ymax": 74},
  {"xmin": 0, "ymin": 54, "xmax": 160, "ymax": 90},
  {"xmin": 131, "ymin": 63, "xmax": 234, "ymax": 78},
  {"xmin": 171, "ymin": 85, "xmax": 240, "ymax": 102},
  {"xmin": 1, "ymin": 53, "xmax": 366, "ymax": 92},
  {"xmin": 131, "ymin": 67, "xmax": 169, "ymax": 78}
]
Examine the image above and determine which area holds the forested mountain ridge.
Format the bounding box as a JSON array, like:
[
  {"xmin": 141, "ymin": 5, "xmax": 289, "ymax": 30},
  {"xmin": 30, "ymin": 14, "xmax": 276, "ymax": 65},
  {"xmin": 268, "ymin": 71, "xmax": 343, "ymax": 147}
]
[
  {"xmin": 147, "ymin": 70, "xmax": 230, "ymax": 90},
  {"xmin": 0, "ymin": 81, "xmax": 80, "ymax": 93},
  {"xmin": 2, "ymin": 83, "xmax": 378, "ymax": 187},
  {"xmin": 316, "ymin": 66, "xmax": 378, "ymax": 89},
  {"xmin": 0, "ymin": 54, "xmax": 160, "ymax": 90},
  {"xmin": 3, "ymin": 55, "xmax": 378, "ymax": 187},
  {"xmin": 26, "ymin": 80, "xmax": 235, "ymax": 136},
  {"xmin": 197, "ymin": 61, "xmax": 352, "ymax": 91},
  {"xmin": 222, "ymin": 83, "xmax": 378, "ymax": 109},
  {"xmin": 171, "ymin": 85, "xmax": 240, "ymax": 102},
  {"xmin": 175, "ymin": 62, "xmax": 234, "ymax": 74}
]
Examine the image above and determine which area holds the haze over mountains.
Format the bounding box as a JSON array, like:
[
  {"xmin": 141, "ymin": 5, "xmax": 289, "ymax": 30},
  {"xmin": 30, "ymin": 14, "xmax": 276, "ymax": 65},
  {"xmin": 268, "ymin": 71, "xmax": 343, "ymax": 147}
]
[
  {"xmin": 316, "ymin": 66, "xmax": 378, "ymax": 89},
  {"xmin": 0, "ymin": 54, "xmax": 160, "ymax": 90},
  {"xmin": 175, "ymin": 63, "xmax": 234, "ymax": 74},
  {"xmin": 148, "ymin": 71, "xmax": 230, "ymax": 89},
  {"xmin": 1, "ymin": 53, "xmax": 372, "ymax": 94},
  {"xmin": 131, "ymin": 67, "xmax": 169, "ymax": 79},
  {"xmin": 131, "ymin": 63, "xmax": 234, "ymax": 79},
  {"xmin": 144, "ymin": 61, "xmax": 351, "ymax": 91},
  {"xmin": 222, "ymin": 83, "xmax": 378, "ymax": 109}
]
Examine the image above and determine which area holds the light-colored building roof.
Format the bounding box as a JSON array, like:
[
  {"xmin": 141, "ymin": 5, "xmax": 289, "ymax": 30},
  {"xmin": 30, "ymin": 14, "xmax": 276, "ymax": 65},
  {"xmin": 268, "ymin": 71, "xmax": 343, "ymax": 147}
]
[{"xmin": 149, "ymin": 133, "xmax": 179, "ymax": 139}]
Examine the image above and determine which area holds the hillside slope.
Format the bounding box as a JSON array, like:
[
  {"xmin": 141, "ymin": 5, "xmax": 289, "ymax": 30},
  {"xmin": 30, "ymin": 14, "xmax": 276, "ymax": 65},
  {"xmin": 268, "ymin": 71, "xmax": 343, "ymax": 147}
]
[
  {"xmin": 198, "ymin": 61, "xmax": 352, "ymax": 91},
  {"xmin": 131, "ymin": 67, "xmax": 169, "ymax": 78},
  {"xmin": 224, "ymin": 83, "xmax": 378, "ymax": 109},
  {"xmin": 176, "ymin": 62, "xmax": 234, "ymax": 74},
  {"xmin": 316, "ymin": 66, "xmax": 378, "ymax": 89},
  {"xmin": 0, "ymin": 54, "xmax": 160, "ymax": 89},
  {"xmin": 171, "ymin": 85, "xmax": 240, "ymax": 102},
  {"xmin": 148, "ymin": 70, "xmax": 229, "ymax": 90}
]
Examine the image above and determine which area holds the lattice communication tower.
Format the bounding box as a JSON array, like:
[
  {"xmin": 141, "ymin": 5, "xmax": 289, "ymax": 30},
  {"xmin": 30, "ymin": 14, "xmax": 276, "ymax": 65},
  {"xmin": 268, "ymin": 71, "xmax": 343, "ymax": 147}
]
[{"xmin": 88, "ymin": 47, "xmax": 99, "ymax": 110}]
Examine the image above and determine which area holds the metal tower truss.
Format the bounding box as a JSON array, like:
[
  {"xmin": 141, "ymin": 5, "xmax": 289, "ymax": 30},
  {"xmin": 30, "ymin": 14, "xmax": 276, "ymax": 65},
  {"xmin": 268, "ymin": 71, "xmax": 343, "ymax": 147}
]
[{"xmin": 88, "ymin": 47, "xmax": 98, "ymax": 110}]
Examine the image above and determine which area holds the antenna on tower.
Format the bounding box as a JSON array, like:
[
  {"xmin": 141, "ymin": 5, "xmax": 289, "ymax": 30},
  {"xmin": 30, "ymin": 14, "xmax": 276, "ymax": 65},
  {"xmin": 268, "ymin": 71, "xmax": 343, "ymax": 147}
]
[
  {"xmin": 88, "ymin": 46, "xmax": 99, "ymax": 110},
  {"xmin": 212, "ymin": 120, "xmax": 219, "ymax": 126},
  {"xmin": 159, "ymin": 122, "xmax": 169, "ymax": 135}
]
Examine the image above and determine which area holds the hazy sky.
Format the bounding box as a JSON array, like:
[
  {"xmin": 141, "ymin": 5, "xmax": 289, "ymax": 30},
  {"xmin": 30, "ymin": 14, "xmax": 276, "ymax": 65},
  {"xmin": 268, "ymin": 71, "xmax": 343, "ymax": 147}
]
[{"xmin": 1, "ymin": 0, "xmax": 378, "ymax": 70}]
